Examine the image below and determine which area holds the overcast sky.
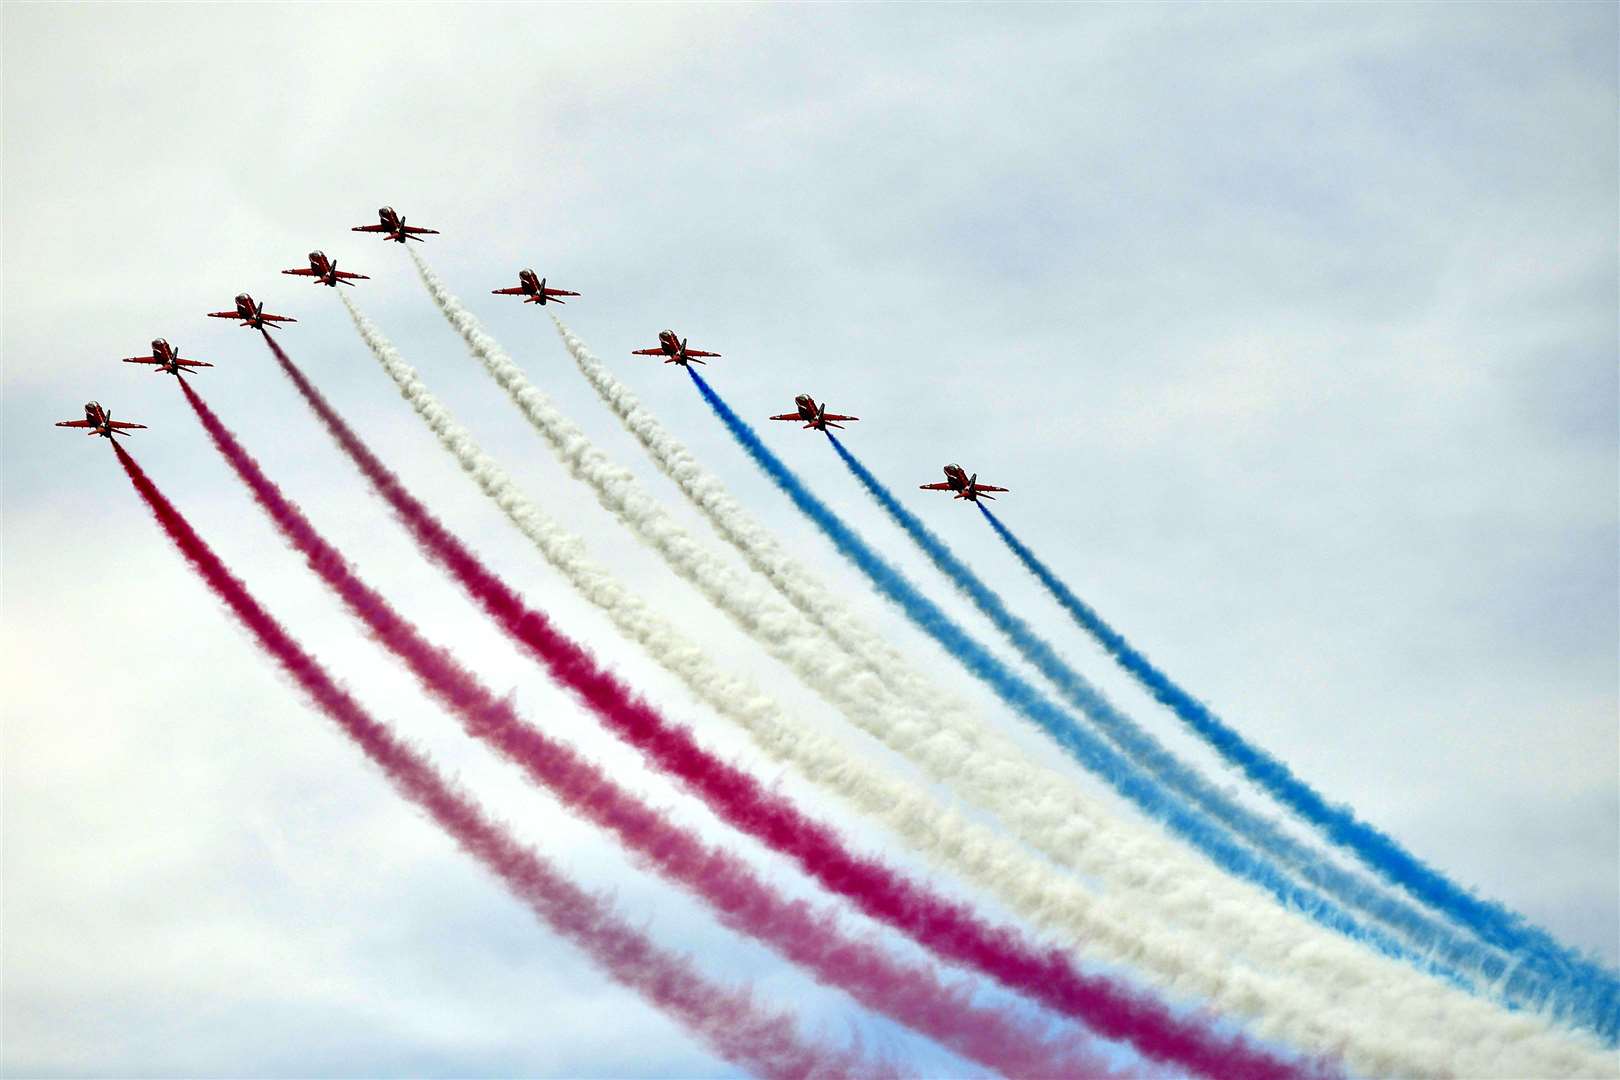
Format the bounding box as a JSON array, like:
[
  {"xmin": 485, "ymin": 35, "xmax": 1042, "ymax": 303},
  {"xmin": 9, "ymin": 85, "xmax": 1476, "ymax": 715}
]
[{"xmin": 4, "ymin": 4, "xmax": 1616, "ymax": 1076}]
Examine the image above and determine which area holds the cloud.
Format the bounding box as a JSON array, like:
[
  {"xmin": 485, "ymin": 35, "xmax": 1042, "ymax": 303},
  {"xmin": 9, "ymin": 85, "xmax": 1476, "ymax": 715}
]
[{"xmin": 4, "ymin": 2, "xmax": 1614, "ymax": 1073}]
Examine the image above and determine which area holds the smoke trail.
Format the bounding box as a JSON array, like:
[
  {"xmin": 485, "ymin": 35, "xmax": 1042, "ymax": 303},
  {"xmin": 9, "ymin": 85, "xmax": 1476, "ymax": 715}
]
[
  {"xmin": 822, "ymin": 433, "xmax": 1578, "ymax": 1012},
  {"xmin": 342, "ymin": 295, "xmax": 1607, "ymax": 1078},
  {"xmin": 109, "ymin": 440, "xmax": 858, "ymax": 1080},
  {"xmin": 175, "ymin": 377, "xmax": 1119, "ymax": 1080},
  {"xmin": 264, "ymin": 334, "xmax": 1316, "ymax": 1080},
  {"xmin": 686, "ymin": 367, "xmax": 1619, "ymax": 1078},
  {"xmin": 975, "ymin": 503, "xmax": 1619, "ymax": 1033}
]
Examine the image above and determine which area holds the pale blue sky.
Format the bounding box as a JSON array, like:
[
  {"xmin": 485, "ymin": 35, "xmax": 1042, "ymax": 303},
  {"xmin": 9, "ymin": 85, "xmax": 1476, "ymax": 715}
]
[{"xmin": 4, "ymin": 4, "xmax": 1615, "ymax": 1075}]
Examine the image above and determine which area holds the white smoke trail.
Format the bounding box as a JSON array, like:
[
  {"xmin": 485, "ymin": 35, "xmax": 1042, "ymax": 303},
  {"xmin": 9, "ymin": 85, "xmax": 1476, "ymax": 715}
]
[{"xmin": 518, "ymin": 304, "xmax": 1614, "ymax": 1078}]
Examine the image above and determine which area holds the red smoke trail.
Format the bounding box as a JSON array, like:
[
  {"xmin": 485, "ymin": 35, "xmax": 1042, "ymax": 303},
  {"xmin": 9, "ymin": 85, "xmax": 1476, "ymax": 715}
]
[
  {"xmin": 108, "ymin": 439, "xmax": 855, "ymax": 1079},
  {"xmin": 176, "ymin": 372, "xmax": 1118, "ymax": 1079},
  {"xmin": 261, "ymin": 335, "xmax": 1323, "ymax": 1079}
]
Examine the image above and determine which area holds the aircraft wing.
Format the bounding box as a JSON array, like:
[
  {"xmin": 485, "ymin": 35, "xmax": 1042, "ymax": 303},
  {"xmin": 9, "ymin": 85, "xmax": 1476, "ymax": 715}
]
[
  {"xmin": 281, "ymin": 268, "xmax": 320, "ymax": 277},
  {"xmin": 54, "ymin": 419, "xmax": 94, "ymax": 428},
  {"xmin": 206, "ymin": 310, "xmax": 242, "ymax": 319},
  {"xmin": 121, "ymin": 356, "xmax": 162, "ymax": 365},
  {"xmin": 258, "ymin": 313, "xmax": 298, "ymax": 324},
  {"xmin": 402, "ymin": 225, "xmax": 439, "ymax": 235},
  {"xmin": 684, "ymin": 349, "xmax": 721, "ymax": 358},
  {"xmin": 543, "ymin": 288, "xmax": 580, "ymax": 298},
  {"xmin": 175, "ymin": 359, "xmax": 214, "ymax": 369},
  {"xmin": 492, "ymin": 286, "xmax": 528, "ymax": 295},
  {"xmin": 974, "ymin": 484, "xmax": 1009, "ymax": 493},
  {"xmin": 351, "ymin": 224, "xmax": 389, "ymax": 233},
  {"xmin": 768, "ymin": 413, "xmax": 803, "ymax": 421},
  {"xmin": 821, "ymin": 413, "xmax": 858, "ymax": 423},
  {"xmin": 108, "ymin": 421, "xmax": 148, "ymax": 430},
  {"xmin": 333, "ymin": 270, "xmax": 369, "ymax": 281},
  {"xmin": 919, "ymin": 482, "xmax": 954, "ymax": 491},
  {"xmin": 631, "ymin": 347, "xmax": 667, "ymax": 355}
]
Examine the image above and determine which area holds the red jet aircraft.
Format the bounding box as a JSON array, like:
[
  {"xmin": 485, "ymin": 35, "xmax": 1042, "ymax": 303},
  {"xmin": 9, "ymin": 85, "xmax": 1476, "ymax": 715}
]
[
  {"xmin": 920, "ymin": 463, "xmax": 1009, "ymax": 502},
  {"xmin": 492, "ymin": 269, "xmax": 578, "ymax": 306},
  {"xmin": 632, "ymin": 330, "xmax": 720, "ymax": 366},
  {"xmin": 207, "ymin": 294, "xmax": 297, "ymax": 331},
  {"xmin": 122, "ymin": 338, "xmax": 212, "ymax": 376},
  {"xmin": 55, "ymin": 401, "xmax": 147, "ymax": 438},
  {"xmin": 351, "ymin": 206, "xmax": 439, "ymax": 243},
  {"xmin": 282, "ymin": 250, "xmax": 369, "ymax": 287},
  {"xmin": 769, "ymin": 394, "xmax": 859, "ymax": 431}
]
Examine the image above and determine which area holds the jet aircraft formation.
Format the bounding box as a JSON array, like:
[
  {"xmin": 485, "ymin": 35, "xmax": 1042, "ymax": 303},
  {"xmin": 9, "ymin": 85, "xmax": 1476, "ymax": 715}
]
[
  {"xmin": 59, "ymin": 205, "xmax": 1012, "ymax": 503},
  {"xmin": 58, "ymin": 199, "xmax": 1620, "ymax": 1080}
]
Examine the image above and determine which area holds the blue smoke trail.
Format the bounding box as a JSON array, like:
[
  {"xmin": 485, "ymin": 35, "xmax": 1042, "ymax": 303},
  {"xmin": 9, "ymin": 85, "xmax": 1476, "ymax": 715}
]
[
  {"xmin": 685, "ymin": 367, "xmax": 1458, "ymax": 986},
  {"xmin": 817, "ymin": 421, "xmax": 1610, "ymax": 1033},
  {"xmin": 976, "ymin": 503, "xmax": 1620, "ymax": 1035},
  {"xmin": 821, "ymin": 433, "xmax": 1565, "ymax": 990}
]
